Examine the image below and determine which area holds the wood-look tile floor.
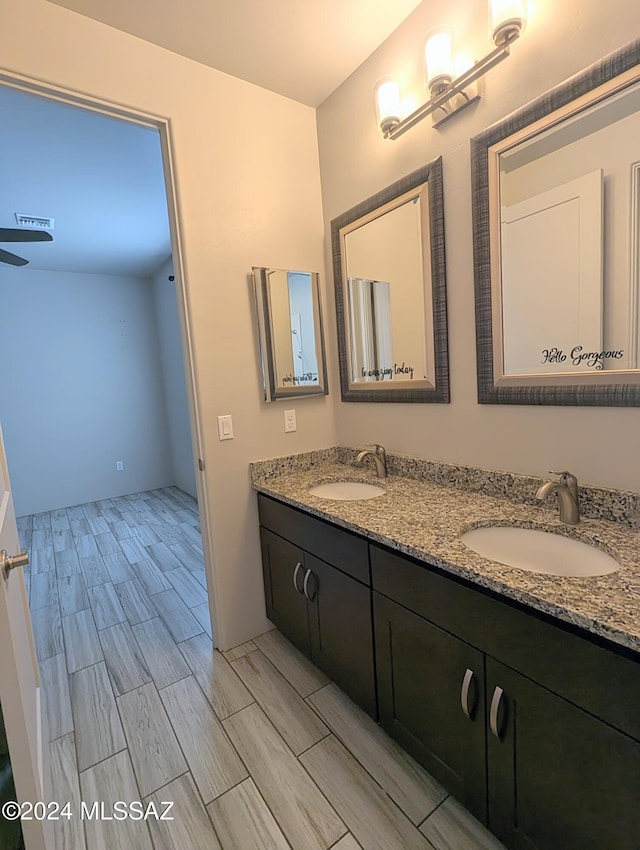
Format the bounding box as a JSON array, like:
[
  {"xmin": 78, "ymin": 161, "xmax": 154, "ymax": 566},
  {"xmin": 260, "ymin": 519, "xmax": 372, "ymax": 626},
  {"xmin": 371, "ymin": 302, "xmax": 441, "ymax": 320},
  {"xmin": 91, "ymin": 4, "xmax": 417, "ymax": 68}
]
[{"xmin": 18, "ymin": 487, "xmax": 506, "ymax": 850}]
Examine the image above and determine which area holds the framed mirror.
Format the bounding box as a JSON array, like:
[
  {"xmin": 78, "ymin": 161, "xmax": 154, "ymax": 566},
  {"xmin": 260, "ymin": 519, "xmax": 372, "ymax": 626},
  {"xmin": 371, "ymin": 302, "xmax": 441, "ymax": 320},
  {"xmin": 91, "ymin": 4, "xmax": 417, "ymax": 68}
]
[
  {"xmin": 331, "ymin": 158, "xmax": 449, "ymax": 402},
  {"xmin": 472, "ymin": 39, "xmax": 640, "ymax": 405},
  {"xmin": 252, "ymin": 266, "xmax": 328, "ymax": 401}
]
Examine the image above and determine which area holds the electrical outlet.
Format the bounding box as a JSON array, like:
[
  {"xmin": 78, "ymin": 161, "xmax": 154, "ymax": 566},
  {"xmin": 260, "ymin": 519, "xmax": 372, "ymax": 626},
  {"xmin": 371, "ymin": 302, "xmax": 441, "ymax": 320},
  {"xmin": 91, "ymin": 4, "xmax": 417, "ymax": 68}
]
[
  {"xmin": 284, "ymin": 409, "xmax": 297, "ymax": 433},
  {"xmin": 116, "ymin": 461, "xmax": 124, "ymax": 471}
]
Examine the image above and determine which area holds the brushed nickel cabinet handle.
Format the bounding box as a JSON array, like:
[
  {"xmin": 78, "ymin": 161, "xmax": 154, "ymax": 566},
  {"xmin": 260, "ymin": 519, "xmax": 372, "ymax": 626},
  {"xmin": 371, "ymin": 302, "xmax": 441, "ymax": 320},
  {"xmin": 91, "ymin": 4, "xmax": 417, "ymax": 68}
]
[
  {"xmin": 292, "ymin": 562, "xmax": 304, "ymax": 594},
  {"xmin": 303, "ymin": 568, "xmax": 316, "ymax": 601},
  {"xmin": 490, "ymin": 686, "xmax": 505, "ymax": 741},
  {"xmin": 460, "ymin": 668, "xmax": 476, "ymax": 719}
]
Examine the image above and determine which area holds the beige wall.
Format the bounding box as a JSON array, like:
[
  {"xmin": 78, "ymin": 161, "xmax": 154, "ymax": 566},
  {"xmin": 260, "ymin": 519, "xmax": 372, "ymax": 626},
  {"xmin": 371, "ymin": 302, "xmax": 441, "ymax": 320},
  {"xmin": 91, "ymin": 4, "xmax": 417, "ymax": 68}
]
[
  {"xmin": 317, "ymin": 0, "xmax": 640, "ymax": 494},
  {"xmin": 1, "ymin": 0, "xmax": 336, "ymax": 648},
  {"xmin": 1, "ymin": 267, "xmax": 173, "ymax": 516}
]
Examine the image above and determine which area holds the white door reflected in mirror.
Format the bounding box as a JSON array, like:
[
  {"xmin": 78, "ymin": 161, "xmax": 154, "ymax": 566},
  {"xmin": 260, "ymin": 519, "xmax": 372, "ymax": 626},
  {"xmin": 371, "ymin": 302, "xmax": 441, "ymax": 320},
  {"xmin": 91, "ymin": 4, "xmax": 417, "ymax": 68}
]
[
  {"xmin": 494, "ymin": 77, "xmax": 640, "ymax": 382},
  {"xmin": 501, "ymin": 170, "xmax": 604, "ymax": 375}
]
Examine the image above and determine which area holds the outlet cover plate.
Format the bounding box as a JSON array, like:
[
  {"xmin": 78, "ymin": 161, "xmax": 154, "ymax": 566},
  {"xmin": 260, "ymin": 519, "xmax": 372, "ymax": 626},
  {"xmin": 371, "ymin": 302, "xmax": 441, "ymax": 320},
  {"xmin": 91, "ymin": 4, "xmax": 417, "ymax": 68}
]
[{"xmin": 284, "ymin": 409, "xmax": 297, "ymax": 433}]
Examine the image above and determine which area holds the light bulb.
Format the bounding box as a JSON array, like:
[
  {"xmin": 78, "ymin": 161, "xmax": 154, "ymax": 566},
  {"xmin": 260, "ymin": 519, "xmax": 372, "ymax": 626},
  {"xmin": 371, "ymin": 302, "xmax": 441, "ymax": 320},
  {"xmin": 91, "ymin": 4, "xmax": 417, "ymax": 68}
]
[
  {"xmin": 425, "ymin": 30, "xmax": 453, "ymax": 94},
  {"xmin": 490, "ymin": 0, "xmax": 526, "ymax": 46},
  {"xmin": 375, "ymin": 77, "xmax": 401, "ymax": 135}
]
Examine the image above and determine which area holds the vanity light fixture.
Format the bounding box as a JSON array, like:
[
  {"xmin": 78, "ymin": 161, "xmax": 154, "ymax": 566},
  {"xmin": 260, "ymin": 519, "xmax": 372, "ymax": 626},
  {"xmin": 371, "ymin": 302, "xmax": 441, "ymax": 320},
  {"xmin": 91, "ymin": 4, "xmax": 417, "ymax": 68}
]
[{"xmin": 376, "ymin": 0, "xmax": 526, "ymax": 138}]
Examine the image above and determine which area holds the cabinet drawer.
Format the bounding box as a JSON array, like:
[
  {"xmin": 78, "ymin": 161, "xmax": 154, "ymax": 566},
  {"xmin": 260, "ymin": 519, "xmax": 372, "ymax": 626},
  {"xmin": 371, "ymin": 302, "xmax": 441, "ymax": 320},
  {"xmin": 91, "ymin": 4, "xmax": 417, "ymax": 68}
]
[
  {"xmin": 258, "ymin": 494, "xmax": 370, "ymax": 584},
  {"xmin": 371, "ymin": 543, "xmax": 640, "ymax": 742}
]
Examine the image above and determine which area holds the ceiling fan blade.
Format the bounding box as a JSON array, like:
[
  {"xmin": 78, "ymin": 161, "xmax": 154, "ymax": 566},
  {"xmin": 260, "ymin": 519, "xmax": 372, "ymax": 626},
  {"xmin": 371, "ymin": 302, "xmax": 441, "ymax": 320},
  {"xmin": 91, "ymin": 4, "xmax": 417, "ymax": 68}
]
[
  {"xmin": 0, "ymin": 228, "xmax": 53, "ymax": 243},
  {"xmin": 0, "ymin": 248, "xmax": 28, "ymax": 266}
]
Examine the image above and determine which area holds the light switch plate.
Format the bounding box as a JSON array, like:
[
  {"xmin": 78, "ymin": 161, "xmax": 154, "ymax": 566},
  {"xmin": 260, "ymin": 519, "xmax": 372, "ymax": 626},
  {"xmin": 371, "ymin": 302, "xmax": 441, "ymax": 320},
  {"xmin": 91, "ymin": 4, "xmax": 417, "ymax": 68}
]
[
  {"xmin": 217, "ymin": 414, "xmax": 234, "ymax": 440},
  {"xmin": 284, "ymin": 409, "xmax": 297, "ymax": 433}
]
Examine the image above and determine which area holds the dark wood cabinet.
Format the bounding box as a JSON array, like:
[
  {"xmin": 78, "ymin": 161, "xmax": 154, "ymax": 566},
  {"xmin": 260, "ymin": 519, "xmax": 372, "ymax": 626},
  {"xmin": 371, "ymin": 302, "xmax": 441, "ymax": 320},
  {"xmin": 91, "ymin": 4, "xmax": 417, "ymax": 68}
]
[
  {"xmin": 486, "ymin": 658, "xmax": 640, "ymax": 850},
  {"xmin": 307, "ymin": 554, "xmax": 376, "ymax": 716},
  {"xmin": 260, "ymin": 527, "xmax": 310, "ymax": 654},
  {"xmin": 371, "ymin": 542, "xmax": 640, "ymax": 849},
  {"xmin": 374, "ymin": 592, "xmax": 487, "ymax": 820},
  {"xmin": 258, "ymin": 495, "xmax": 376, "ymax": 716},
  {"xmin": 257, "ymin": 493, "xmax": 640, "ymax": 849}
]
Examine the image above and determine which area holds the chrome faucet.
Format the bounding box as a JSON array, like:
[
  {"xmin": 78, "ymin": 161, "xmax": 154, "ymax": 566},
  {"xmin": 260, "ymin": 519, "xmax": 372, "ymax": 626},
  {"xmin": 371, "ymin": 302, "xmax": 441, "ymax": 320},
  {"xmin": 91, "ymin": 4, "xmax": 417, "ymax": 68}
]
[
  {"xmin": 355, "ymin": 444, "xmax": 387, "ymax": 479},
  {"xmin": 536, "ymin": 470, "xmax": 580, "ymax": 525}
]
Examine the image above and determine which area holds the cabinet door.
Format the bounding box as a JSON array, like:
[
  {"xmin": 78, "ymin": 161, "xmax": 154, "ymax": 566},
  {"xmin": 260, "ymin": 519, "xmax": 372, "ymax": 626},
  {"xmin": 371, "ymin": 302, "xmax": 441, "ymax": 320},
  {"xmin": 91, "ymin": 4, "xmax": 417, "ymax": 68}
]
[
  {"xmin": 374, "ymin": 592, "xmax": 487, "ymax": 821},
  {"xmin": 260, "ymin": 528, "xmax": 310, "ymax": 656},
  {"xmin": 306, "ymin": 555, "xmax": 376, "ymax": 717},
  {"xmin": 486, "ymin": 658, "xmax": 640, "ymax": 850}
]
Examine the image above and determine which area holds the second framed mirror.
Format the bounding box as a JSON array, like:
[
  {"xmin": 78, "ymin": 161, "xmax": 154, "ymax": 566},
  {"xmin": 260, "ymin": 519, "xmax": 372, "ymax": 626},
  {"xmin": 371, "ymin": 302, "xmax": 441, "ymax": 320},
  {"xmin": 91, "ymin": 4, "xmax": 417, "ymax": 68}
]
[
  {"xmin": 331, "ymin": 158, "xmax": 449, "ymax": 402},
  {"xmin": 252, "ymin": 266, "xmax": 328, "ymax": 401}
]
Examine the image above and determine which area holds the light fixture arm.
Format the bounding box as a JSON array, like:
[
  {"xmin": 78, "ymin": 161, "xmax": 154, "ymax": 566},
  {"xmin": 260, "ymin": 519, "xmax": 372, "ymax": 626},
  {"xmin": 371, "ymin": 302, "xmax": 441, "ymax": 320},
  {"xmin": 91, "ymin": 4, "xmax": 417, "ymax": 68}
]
[{"xmin": 383, "ymin": 31, "xmax": 519, "ymax": 139}]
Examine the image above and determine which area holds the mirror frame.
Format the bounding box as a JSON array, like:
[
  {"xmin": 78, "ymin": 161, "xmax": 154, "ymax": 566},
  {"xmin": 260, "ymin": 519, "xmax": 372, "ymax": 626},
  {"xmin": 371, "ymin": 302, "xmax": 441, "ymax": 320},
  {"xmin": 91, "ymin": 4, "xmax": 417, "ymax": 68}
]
[
  {"xmin": 252, "ymin": 266, "xmax": 329, "ymax": 401},
  {"xmin": 471, "ymin": 39, "xmax": 640, "ymax": 406},
  {"xmin": 331, "ymin": 157, "xmax": 449, "ymax": 403}
]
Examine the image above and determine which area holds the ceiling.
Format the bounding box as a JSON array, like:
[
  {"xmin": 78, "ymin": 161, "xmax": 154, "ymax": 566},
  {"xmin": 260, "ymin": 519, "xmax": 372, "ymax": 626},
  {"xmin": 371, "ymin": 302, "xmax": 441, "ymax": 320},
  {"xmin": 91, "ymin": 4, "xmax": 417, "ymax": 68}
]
[
  {"xmin": 0, "ymin": 85, "xmax": 171, "ymax": 277},
  {"xmin": 48, "ymin": 0, "xmax": 423, "ymax": 107},
  {"xmin": 1, "ymin": 2, "xmax": 422, "ymax": 278}
]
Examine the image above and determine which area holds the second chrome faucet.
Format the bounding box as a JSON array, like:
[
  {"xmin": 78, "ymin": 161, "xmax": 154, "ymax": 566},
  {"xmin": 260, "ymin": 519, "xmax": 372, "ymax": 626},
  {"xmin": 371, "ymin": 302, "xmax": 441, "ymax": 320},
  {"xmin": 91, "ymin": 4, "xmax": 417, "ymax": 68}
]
[
  {"xmin": 536, "ymin": 470, "xmax": 580, "ymax": 524},
  {"xmin": 355, "ymin": 444, "xmax": 387, "ymax": 478}
]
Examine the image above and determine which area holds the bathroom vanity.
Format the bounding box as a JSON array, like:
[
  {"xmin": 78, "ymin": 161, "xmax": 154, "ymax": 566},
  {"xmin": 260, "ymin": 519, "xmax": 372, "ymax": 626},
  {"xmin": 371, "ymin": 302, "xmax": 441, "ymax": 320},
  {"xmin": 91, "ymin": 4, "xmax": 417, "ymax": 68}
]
[{"xmin": 253, "ymin": 451, "xmax": 640, "ymax": 850}]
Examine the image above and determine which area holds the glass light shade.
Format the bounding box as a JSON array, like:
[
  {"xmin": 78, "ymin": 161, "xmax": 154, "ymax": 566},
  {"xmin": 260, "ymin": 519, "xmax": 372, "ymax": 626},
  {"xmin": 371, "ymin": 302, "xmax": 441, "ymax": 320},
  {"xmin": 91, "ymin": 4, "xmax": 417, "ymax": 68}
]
[
  {"xmin": 490, "ymin": 0, "xmax": 526, "ymax": 45},
  {"xmin": 425, "ymin": 31, "xmax": 453, "ymax": 93},
  {"xmin": 375, "ymin": 77, "xmax": 401, "ymax": 134}
]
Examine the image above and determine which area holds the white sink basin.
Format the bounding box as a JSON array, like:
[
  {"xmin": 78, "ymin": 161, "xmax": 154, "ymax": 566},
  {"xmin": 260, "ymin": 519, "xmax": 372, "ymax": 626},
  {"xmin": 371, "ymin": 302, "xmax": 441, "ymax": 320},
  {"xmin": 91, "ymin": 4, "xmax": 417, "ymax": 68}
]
[
  {"xmin": 461, "ymin": 526, "xmax": 619, "ymax": 577},
  {"xmin": 308, "ymin": 481, "xmax": 386, "ymax": 501}
]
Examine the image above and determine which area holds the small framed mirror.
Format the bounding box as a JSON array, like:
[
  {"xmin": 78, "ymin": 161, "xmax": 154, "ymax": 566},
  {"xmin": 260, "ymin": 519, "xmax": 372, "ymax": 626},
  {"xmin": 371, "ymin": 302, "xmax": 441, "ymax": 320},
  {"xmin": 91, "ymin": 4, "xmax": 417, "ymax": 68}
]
[
  {"xmin": 252, "ymin": 266, "xmax": 328, "ymax": 401},
  {"xmin": 331, "ymin": 158, "xmax": 449, "ymax": 402},
  {"xmin": 472, "ymin": 40, "xmax": 640, "ymax": 405}
]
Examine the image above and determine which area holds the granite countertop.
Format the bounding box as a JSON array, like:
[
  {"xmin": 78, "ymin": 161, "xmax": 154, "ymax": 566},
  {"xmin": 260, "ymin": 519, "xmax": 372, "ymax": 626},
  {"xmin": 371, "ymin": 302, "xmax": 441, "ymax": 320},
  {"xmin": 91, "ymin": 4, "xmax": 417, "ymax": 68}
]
[{"xmin": 251, "ymin": 453, "xmax": 640, "ymax": 656}]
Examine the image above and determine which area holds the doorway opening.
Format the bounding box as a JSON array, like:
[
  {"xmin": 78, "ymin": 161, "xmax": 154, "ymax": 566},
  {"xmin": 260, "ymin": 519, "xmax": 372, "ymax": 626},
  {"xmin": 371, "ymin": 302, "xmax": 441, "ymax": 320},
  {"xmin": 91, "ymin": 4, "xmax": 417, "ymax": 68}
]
[
  {"xmin": 0, "ymin": 78, "xmax": 220, "ymax": 835},
  {"xmin": 0, "ymin": 77, "xmax": 216, "ymax": 609}
]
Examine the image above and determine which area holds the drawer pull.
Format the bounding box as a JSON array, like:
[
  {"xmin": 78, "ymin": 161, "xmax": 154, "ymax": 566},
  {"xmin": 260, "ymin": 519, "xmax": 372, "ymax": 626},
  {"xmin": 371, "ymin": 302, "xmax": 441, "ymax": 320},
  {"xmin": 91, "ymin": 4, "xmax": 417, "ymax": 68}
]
[
  {"xmin": 303, "ymin": 568, "xmax": 317, "ymax": 601},
  {"xmin": 460, "ymin": 668, "xmax": 476, "ymax": 719},
  {"xmin": 292, "ymin": 562, "xmax": 304, "ymax": 594},
  {"xmin": 490, "ymin": 686, "xmax": 505, "ymax": 741}
]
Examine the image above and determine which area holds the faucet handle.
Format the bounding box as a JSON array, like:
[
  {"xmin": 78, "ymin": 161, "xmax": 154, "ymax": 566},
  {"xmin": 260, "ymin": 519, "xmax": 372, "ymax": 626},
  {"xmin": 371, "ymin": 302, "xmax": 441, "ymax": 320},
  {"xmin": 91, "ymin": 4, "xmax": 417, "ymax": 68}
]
[
  {"xmin": 549, "ymin": 470, "xmax": 579, "ymax": 497},
  {"xmin": 549, "ymin": 469, "xmax": 577, "ymax": 481}
]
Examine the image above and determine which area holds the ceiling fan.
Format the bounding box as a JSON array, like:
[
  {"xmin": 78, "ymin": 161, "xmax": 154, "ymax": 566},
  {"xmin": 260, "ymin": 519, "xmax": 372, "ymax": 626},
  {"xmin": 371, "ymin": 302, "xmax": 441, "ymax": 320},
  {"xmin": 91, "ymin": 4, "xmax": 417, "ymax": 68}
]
[{"xmin": 0, "ymin": 227, "xmax": 53, "ymax": 266}]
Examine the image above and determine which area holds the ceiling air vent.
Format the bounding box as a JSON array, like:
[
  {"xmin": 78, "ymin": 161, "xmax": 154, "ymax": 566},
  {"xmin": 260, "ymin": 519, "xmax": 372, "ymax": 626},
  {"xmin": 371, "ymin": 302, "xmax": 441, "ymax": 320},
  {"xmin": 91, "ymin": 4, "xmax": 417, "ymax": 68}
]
[{"xmin": 14, "ymin": 213, "xmax": 54, "ymax": 230}]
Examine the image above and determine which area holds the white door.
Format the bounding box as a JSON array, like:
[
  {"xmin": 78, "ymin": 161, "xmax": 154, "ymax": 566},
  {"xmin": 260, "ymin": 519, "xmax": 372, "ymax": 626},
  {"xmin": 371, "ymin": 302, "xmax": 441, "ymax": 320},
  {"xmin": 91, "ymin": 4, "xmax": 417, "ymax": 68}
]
[
  {"xmin": 0, "ymin": 423, "xmax": 52, "ymax": 850},
  {"xmin": 501, "ymin": 169, "xmax": 603, "ymax": 375}
]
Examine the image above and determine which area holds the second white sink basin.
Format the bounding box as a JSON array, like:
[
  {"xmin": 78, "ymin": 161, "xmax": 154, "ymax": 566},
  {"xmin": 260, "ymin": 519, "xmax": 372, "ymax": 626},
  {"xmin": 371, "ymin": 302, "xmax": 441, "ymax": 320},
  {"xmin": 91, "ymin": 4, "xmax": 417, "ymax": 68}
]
[
  {"xmin": 308, "ymin": 481, "xmax": 386, "ymax": 501},
  {"xmin": 461, "ymin": 526, "xmax": 619, "ymax": 577}
]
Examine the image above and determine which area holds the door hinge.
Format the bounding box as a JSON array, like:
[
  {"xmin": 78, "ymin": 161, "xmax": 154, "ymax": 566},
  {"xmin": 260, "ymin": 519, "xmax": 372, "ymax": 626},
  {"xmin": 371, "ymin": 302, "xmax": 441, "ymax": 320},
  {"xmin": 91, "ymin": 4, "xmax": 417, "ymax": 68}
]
[{"xmin": 198, "ymin": 458, "xmax": 205, "ymax": 472}]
